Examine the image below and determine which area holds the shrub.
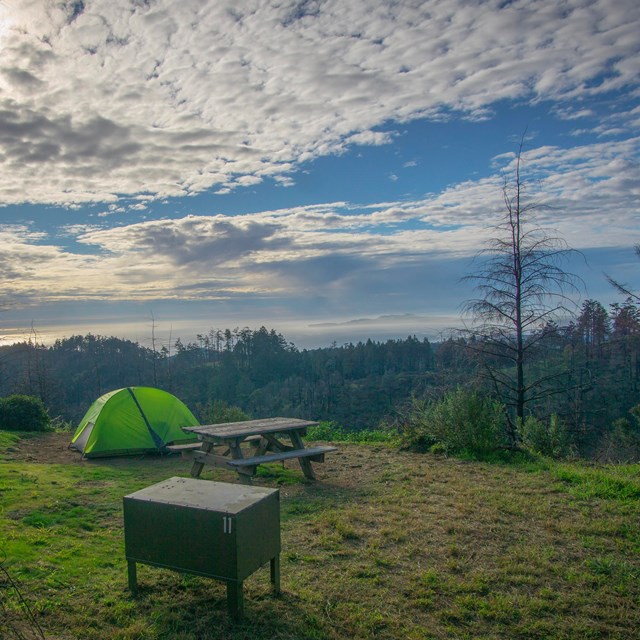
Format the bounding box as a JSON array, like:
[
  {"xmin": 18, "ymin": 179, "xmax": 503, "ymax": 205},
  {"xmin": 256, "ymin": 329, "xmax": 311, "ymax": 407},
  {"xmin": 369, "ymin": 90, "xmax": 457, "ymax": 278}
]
[
  {"xmin": 50, "ymin": 416, "xmax": 75, "ymax": 432},
  {"xmin": 307, "ymin": 421, "xmax": 401, "ymax": 445},
  {"xmin": 0, "ymin": 394, "xmax": 51, "ymax": 432},
  {"xmin": 196, "ymin": 399, "xmax": 250, "ymax": 424},
  {"xmin": 517, "ymin": 414, "xmax": 571, "ymax": 459},
  {"xmin": 595, "ymin": 405, "xmax": 640, "ymax": 463},
  {"xmin": 396, "ymin": 397, "xmax": 438, "ymax": 452},
  {"xmin": 401, "ymin": 388, "xmax": 508, "ymax": 456}
]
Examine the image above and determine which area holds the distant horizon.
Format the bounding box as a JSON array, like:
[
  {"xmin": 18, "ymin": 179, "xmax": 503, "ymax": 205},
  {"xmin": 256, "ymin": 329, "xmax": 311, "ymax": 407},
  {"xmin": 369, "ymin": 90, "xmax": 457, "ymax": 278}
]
[
  {"xmin": 0, "ymin": 312, "xmax": 457, "ymax": 351},
  {"xmin": 0, "ymin": 284, "xmax": 630, "ymax": 352}
]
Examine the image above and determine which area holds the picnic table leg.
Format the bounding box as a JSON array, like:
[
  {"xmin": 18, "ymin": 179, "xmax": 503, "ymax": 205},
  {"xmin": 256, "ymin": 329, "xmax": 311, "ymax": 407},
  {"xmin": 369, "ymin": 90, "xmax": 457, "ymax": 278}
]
[
  {"xmin": 255, "ymin": 436, "xmax": 270, "ymax": 456},
  {"xmin": 190, "ymin": 441, "xmax": 213, "ymax": 477},
  {"xmin": 289, "ymin": 430, "xmax": 316, "ymax": 480},
  {"xmin": 229, "ymin": 439, "xmax": 254, "ymax": 484}
]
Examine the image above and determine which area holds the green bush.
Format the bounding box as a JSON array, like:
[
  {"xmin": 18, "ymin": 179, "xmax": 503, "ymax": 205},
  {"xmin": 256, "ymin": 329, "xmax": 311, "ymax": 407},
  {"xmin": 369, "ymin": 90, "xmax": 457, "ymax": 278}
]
[
  {"xmin": 396, "ymin": 397, "xmax": 438, "ymax": 452},
  {"xmin": 630, "ymin": 404, "xmax": 640, "ymax": 429},
  {"xmin": 595, "ymin": 405, "xmax": 640, "ymax": 463},
  {"xmin": 0, "ymin": 394, "xmax": 51, "ymax": 432},
  {"xmin": 401, "ymin": 388, "xmax": 508, "ymax": 456},
  {"xmin": 517, "ymin": 414, "xmax": 571, "ymax": 459},
  {"xmin": 196, "ymin": 399, "xmax": 250, "ymax": 424},
  {"xmin": 49, "ymin": 416, "xmax": 75, "ymax": 432},
  {"xmin": 307, "ymin": 421, "xmax": 401, "ymax": 445}
]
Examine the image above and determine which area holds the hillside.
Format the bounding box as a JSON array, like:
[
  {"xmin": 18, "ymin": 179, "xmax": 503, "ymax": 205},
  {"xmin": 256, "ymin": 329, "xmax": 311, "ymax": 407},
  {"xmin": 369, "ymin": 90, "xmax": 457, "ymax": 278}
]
[{"xmin": 1, "ymin": 432, "xmax": 639, "ymax": 639}]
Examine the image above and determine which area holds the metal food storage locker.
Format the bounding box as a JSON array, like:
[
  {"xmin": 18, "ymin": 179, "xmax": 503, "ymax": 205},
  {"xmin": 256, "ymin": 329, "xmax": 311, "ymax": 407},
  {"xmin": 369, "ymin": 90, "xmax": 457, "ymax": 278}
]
[{"xmin": 123, "ymin": 476, "xmax": 280, "ymax": 619}]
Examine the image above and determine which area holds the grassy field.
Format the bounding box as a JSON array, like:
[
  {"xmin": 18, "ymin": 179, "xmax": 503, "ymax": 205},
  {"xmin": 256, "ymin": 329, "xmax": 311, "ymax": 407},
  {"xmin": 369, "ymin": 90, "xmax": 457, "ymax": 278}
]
[{"xmin": 1, "ymin": 431, "xmax": 639, "ymax": 640}]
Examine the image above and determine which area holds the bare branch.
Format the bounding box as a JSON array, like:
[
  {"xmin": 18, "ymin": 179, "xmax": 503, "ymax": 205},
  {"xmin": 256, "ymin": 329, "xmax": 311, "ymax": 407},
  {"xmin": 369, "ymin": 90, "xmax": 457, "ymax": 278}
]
[{"xmin": 460, "ymin": 132, "xmax": 579, "ymax": 428}]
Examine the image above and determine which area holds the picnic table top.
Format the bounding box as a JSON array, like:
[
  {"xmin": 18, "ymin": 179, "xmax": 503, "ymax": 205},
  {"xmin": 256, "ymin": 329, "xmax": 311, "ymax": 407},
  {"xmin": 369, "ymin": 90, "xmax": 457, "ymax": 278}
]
[{"xmin": 182, "ymin": 417, "xmax": 318, "ymax": 440}]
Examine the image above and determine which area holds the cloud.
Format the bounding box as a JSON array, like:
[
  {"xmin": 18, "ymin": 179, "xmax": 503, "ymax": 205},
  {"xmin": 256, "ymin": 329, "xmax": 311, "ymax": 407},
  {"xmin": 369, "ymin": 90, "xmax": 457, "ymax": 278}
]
[
  {"xmin": 58, "ymin": 223, "xmax": 102, "ymax": 236},
  {"xmin": 553, "ymin": 106, "xmax": 596, "ymax": 121},
  {"xmin": 0, "ymin": 137, "xmax": 637, "ymax": 315},
  {"xmin": 77, "ymin": 215, "xmax": 291, "ymax": 268},
  {"xmin": 0, "ymin": 0, "xmax": 637, "ymax": 204},
  {"xmin": 346, "ymin": 130, "xmax": 395, "ymax": 146}
]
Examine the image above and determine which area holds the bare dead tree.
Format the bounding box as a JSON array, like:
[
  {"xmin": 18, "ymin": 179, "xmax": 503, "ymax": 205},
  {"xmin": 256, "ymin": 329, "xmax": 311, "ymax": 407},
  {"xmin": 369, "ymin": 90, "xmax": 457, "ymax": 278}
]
[
  {"xmin": 606, "ymin": 243, "xmax": 640, "ymax": 304},
  {"xmin": 462, "ymin": 137, "xmax": 581, "ymax": 441},
  {"xmin": 149, "ymin": 312, "xmax": 158, "ymax": 387}
]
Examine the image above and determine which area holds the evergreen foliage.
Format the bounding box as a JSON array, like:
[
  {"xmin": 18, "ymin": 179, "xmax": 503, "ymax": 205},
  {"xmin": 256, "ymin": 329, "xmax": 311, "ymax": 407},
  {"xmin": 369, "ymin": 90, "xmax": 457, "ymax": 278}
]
[
  {"xmin": 400, "ymin": 388, "xmax": 508, "ymax": 456},
  {"xmin": 195, "ymin": 400, "xmax": 251, "ymax": 424},
  {"xmin": 517, "ymin": 414, "xmax": 572, "ymax": 459},
  {"xmin": 0, "ymin": 303, "xmax": 637, "ymax": 461},
  {"xmin": 307, "ymin": 421, "xmax": 401, "ymax": 445},
  {"xmin": 0, "ymin": 394, "xmax": 50, "ymax": 432}
]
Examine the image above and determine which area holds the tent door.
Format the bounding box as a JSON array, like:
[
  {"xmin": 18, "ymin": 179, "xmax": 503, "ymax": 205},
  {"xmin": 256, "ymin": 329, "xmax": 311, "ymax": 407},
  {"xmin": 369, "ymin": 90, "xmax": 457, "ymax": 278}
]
[{"xmin": 72, "ymin": 422, "xmax": 95, "ymax": 453}]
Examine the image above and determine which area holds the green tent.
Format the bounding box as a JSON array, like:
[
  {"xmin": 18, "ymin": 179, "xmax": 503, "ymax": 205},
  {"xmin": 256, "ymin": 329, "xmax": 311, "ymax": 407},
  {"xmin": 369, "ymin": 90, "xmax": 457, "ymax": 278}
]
[{"xmin": 70, "ymin": 387, "xmax": 199, "ymax": 458}]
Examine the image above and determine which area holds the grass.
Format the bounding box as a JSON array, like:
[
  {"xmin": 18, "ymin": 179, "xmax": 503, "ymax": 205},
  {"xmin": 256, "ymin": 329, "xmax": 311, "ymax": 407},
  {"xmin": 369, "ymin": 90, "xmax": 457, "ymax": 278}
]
[
  {"xmin": 307, "ymin": 421, "xmax": 402, "ymax": 446},
  {"xmin": 551, "ymin": 463, "xmax": 640, "ymax": 501},
  {"xmin": 1, "ymin": 431, "xmax": 639, "ymax": 639},
  {"xmin": 0, "ymin": 430, "xmax": 20, "ymax": 450}
]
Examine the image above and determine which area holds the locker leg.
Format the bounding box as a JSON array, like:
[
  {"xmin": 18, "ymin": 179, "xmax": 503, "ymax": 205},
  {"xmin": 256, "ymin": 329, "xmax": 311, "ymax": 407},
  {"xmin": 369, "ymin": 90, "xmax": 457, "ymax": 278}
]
[
  {"xmin": 127, "ymin": 560, "xmax": 138, "ymax": 596},
  {"xmin": 270, "ymin": 555, "xmax": 281, "ymax": 594},
  {"xmin": 227, "ymin": 580, "xmax": 244, "ymax": 620}
]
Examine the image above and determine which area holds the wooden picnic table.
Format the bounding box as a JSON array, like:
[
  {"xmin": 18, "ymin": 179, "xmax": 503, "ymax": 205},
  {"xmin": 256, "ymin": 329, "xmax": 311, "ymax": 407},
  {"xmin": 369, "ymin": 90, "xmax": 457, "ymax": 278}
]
[{"xmin": 179, "ymin": 417, "xmax": 336, "ymax": 483}]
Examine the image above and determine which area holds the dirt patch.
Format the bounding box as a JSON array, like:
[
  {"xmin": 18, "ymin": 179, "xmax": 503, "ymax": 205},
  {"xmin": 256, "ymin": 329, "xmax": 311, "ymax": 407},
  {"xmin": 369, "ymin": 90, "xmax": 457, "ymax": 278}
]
[
  {"xmin": 0, "ymin": 430, "xmax": 391, "ymax": 487},
  {"xmin": 2, "ymin": 431, "xmax": 201, "ymax": 472},
  {"xmin": 0, "ymin": 431, "xmax": 491, "ymax": 509},
  {"xmin": 2, "ymin": 431, "xmax": 78, "ymax": 464}
]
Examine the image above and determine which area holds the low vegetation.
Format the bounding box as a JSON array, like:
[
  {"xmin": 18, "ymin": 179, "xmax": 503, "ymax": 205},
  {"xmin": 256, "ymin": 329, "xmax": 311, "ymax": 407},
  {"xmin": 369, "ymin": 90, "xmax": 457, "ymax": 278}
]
[
  {"xmin": 1, "ymin": 430, "xmax": 639, "ymax": 639},
  {"xmin": 0, "ymin": 395, "xmax": 50, "ymax": 433},
  {"xmin": 398, "ymin": 389, "xmax": 509, "ymax": 456},
  {"xmin": 2, "ymin": 299, "xmax": 638, "ymax": 462},
  {"xmin": 307, "ymin": 421, "xmax": 401, "ymax": 446}
]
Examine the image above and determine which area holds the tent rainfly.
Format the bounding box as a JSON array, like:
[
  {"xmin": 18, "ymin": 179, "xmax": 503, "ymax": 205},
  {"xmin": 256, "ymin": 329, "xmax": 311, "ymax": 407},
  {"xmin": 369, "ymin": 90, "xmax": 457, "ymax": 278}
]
[{"xmin": 70, "ymin": 387, "xmax": 199, "ymax": 458}]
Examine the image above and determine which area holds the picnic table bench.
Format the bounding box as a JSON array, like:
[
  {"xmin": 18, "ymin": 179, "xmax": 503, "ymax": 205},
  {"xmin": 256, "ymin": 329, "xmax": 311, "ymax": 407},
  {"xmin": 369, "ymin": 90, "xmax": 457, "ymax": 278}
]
[{"xmin": 177, "ymin": 417, "xmax": 336, "ymax": 483}]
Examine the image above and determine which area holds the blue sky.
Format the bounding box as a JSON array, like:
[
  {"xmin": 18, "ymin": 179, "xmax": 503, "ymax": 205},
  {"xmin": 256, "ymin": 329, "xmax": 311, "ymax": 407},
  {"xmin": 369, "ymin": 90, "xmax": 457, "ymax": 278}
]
[{"xmin": 0, "ymin": 0, "xmax": 638, "ymax": 349}]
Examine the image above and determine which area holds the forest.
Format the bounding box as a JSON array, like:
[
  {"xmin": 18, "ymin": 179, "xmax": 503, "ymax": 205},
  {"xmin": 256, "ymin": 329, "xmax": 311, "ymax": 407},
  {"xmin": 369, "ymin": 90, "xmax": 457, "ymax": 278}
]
[
  {"xmin": 1, "ymin": 144, "xmax": 636, "ymax": 462},
  {"xmin": 0, "ymin": 293, "xmax": 638, "ymax": 461}
]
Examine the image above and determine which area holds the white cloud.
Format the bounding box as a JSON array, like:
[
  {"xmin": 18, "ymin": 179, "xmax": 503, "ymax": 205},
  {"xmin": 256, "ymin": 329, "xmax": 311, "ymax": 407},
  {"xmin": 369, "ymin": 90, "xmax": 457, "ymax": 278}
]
[
  {"xmin": 553, "ymin": 106, "xmax": 596, "ymax": 121},
  {"xmin": 96, "ymin": 203, "xmax": 126, "ymax": 216},
  {"xmin": 58, "ymin": 223, "xmax": 103, "ymax": 236},
  {"xmin": 0, "ymin": 138, "xmax": 637, "ymax": 314},
  {"xmin": 0, "ymin": 0, "xmax": 637, "ymax": 205},
  {"xmin": 346, "ymin": 130, "xmax": 395, "ymax": 146}
]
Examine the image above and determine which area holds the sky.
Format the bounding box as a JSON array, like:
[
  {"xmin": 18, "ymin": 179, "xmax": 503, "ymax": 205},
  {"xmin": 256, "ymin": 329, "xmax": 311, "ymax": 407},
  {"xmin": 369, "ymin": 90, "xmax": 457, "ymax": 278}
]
[{"xmin": 0, "ymin": 0, "xmax": 638, "ymax": 350}]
